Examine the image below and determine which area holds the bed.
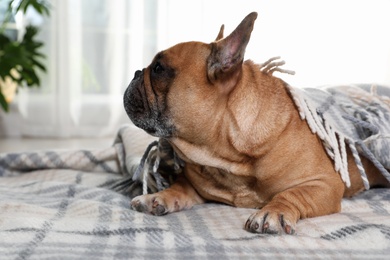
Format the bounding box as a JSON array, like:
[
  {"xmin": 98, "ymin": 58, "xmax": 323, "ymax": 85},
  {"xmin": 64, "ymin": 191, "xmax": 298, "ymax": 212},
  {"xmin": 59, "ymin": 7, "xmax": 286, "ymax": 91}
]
[{"xmin": 1, "ymin": 124, "xmax": 390, "ymax": 259}]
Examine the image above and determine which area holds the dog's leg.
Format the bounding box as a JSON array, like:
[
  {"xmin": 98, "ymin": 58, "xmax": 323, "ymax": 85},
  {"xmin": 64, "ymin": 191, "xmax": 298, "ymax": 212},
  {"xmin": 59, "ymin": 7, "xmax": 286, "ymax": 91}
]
[
  {"xmin": 130, "ymin": 175, "xmax": 205, "ymax": 215},
  {"xmin": 244, "ymin": 181, "xmax": 344, "ymax": 235}
]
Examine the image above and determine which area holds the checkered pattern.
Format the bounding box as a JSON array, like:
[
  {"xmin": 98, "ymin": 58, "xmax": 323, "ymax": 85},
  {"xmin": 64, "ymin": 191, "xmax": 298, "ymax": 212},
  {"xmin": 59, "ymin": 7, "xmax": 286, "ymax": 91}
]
[
  {"xmin": 1, "ymin": 169, "xmax": 390, "ymax": 259},
  {"xmin": 288, "ymin": 84, "xmax": 390, "ymax": 189},
  {"xmin": 1, "ymin": 85, "xmax": 390, "ymax": 258}
]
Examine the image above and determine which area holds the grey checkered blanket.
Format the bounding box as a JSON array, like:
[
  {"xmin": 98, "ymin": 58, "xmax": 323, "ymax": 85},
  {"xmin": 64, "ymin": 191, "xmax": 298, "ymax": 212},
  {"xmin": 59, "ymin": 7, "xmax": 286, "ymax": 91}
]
[
  {"xmin": 1, "ymin": 84, "xmax": 390, "ymax": 258},
  {"xmin": 287, "ymin": 84, "xmax": 390, "ymax": 189}
]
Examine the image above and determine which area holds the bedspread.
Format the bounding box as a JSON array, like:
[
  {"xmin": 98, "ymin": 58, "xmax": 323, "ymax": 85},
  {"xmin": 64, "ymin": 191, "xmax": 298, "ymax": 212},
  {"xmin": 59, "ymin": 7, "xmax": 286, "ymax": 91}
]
[{"xmin": 1, "ymin": 127, "xmax": 390, "ymax": 259}]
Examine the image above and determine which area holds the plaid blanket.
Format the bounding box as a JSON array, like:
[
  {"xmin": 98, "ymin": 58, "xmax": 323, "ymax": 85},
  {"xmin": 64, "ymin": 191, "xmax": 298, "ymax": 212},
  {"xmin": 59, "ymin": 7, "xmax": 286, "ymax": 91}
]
[
  {"xmin": 287, "ymin": 84, "xmax": 390, "ymax": 189},
  {"xmin": 1, "ymin": 87, "xmax": 390, "ymax": 258}
]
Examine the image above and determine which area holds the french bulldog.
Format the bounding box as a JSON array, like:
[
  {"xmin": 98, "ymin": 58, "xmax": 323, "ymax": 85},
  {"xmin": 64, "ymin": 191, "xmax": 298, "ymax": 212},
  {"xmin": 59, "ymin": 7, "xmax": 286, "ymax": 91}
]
[{"xmin": 123, "ymin": 12, "xmax": 388, "ymax": 234}]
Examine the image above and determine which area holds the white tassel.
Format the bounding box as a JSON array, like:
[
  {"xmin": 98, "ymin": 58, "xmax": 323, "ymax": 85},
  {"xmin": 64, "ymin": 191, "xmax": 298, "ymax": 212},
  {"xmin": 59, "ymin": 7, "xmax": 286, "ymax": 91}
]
[
  {"xmin": 142, "ymin": 159, "xmax": 149, "ymax": 195},
  {"xmin": 348, "ymin": 142, "xmax": 370, "ymax": 190},
  {"xmin": 325, "ymin": 121, "xmax": 341, "ymax": 172},
  {"xmin": 338, "ymin": 133, "xmax": 350, "ymax": 187},
  {"xmin": 286, "ymin": 85, "xmax": 354, "ymax": 187}
]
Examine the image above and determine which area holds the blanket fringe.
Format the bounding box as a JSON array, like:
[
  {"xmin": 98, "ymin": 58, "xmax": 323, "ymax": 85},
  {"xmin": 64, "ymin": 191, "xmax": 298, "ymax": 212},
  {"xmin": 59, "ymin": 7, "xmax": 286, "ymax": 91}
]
[
  {"xmin": 348, "ymin": 141, "xmax": 370, "ymax": 190},
  {"xmin": 286, "ymin": 85, "xmax": 357, "ymax": 188},
  {"xmin": 260, "ymin": 56, "xmax": 295, "ymax": 76},
  {"xmin": 131, "ymin": 139, "xmax": 184, "ymax": 195}
]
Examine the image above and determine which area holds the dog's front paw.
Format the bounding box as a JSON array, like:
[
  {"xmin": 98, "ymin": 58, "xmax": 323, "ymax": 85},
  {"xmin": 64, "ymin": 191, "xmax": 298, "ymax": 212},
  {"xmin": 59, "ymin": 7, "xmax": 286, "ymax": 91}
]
[
  {"xmin": 131, "ymin": 194, "xmax": 168, "ymax": 216},
  {"xmin": 244, "ymin": 210, "xmax": 296, "ymax": 235}
]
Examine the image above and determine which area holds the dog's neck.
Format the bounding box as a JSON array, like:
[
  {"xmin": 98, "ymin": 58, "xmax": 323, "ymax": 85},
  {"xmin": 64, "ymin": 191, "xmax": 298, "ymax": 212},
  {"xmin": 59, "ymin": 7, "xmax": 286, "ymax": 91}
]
[
  {"xmin": 224, "ymin": 61, "xmax": 294, "ymax": 154},
  {"xmin": 169, "ymin": 60, "xmax": 301, "ymax": 175}
]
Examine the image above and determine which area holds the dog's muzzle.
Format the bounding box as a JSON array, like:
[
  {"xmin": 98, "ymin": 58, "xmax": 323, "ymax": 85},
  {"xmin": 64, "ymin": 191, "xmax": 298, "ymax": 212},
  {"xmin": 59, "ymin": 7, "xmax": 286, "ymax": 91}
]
[
  {"xmin": 124, "ymin": 70, "xmax": 145, "ymax": 118},
  {"xmin": 123, "ymin": 69, "xmax": 174, "ymax": 137}
]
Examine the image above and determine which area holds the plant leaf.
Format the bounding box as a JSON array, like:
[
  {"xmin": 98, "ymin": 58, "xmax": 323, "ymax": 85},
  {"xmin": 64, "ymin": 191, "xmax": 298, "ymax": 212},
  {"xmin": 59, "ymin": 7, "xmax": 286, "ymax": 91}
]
[
  {"xmin": 11, "ymin": 0, "xmax": 51, "ymax": 16},
  {"xmin": 0, "ymin": 1, "xmax": 51, "ymax": 111},
  {"xmin": 0, "ymin": 88, "xmax": 9, "ymax": 112}
]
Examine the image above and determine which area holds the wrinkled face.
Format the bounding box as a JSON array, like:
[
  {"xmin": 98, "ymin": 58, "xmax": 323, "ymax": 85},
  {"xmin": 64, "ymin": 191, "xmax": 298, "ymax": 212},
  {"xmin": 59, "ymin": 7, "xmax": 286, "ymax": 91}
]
[
  {"xmin": 124, "ymin": 12, "xmax": 257, "ymax": 140},
  {"xmin": 123, "ymin": 42, "xmax": 214, "ymax": 138}
]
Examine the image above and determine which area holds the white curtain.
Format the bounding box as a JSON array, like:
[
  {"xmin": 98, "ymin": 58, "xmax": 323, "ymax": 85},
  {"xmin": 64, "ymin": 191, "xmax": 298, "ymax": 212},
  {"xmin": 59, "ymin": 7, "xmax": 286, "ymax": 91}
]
[
  {"xmin": 1, "ymin": 0, "xmax": 390, "ymax": 138},
  {"xmin": 1, "ymin": 0, "xmax": 158, "ymax": 137}
]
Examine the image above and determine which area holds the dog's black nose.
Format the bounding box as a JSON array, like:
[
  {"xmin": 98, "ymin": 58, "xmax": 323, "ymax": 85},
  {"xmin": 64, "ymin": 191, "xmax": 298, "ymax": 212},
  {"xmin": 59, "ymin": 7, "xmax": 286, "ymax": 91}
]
[{"xmin": 134, "ymin": 70, "xmax": 142, "ymax": 79}]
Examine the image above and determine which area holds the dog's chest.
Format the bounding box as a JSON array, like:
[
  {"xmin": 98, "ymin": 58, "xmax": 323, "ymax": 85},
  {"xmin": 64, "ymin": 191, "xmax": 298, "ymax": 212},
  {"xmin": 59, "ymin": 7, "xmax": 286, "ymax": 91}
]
[{"xmin": 184, "ymin": 164, "xmax": 267, "ymax": 208}]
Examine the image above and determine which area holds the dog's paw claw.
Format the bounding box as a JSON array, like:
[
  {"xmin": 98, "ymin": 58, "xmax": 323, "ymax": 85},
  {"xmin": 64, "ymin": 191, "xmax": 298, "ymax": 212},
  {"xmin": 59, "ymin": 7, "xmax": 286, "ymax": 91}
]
[
  {"xmin": 131, "ymin": 199, "xmax": 148, "ymax": 213},
  {"xmin": 151, "ymin": 198, "xmax": 167, "ymax": 216},
  {"xmin": 130, "ymin": 195, "xmax": 168, "ymax": 216},
  {"xmin": 245, "ymin": 211, "xmax": 296, "ymax": 235},
  {"xmin": 284, "ymin": 224, "xmax": 294, "ymax": 235},
  {"xmin": 280, "ymin": 214, "xmax": 295, "ymax": 235}
]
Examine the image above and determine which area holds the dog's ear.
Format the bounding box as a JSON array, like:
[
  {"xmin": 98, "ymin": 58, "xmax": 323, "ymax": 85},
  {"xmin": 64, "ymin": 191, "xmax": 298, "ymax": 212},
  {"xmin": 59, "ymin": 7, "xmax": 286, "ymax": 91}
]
[
  {"xmin": 215, "ymin": 25, "xmax": 224, "ymax": 41},
  {"xmin": 207, "ymin": 12, "xmax": 257, "ymax": 83}
]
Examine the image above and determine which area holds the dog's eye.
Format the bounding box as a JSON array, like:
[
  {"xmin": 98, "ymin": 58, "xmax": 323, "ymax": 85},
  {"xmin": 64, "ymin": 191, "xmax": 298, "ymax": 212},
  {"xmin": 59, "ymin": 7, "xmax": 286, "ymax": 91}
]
[{"xmin": 153, "ymin": 62, "xmax": 164, "ymax": 74}]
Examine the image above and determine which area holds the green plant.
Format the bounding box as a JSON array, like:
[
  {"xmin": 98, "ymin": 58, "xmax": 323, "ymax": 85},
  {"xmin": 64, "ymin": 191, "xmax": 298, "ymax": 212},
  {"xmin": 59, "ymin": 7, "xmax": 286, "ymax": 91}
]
[{"xmin": 0, "ymin": 0, "xmax": 50, "ymax": 112}]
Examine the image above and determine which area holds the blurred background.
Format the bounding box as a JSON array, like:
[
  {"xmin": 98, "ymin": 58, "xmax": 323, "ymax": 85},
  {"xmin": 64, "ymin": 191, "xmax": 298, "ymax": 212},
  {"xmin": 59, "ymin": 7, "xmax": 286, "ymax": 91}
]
[{"xmin": 0, "ymin": 0, "xmax": 389, "ymax": 151}]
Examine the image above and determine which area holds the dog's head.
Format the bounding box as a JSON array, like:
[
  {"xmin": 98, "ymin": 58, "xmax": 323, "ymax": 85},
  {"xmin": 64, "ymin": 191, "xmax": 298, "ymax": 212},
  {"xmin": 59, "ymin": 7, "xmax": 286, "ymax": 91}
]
[{"xmin": 123, "ymin": 12, "xmax": 257, "ymax": 140}]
